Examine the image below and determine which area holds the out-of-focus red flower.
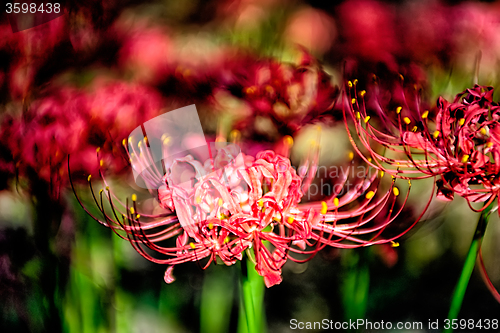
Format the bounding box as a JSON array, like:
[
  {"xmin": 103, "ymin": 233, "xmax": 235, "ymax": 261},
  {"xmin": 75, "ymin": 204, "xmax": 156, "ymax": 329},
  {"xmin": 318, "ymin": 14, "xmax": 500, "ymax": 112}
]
[
  {"xmin": 118, "ymin": 23, "xmax": 173, "ymax": 83},
  {"xmin": 3, "ymin": 81, "xmax": 164, "ymax": 194},
  {"xmin": 15, "ymin": 16, "xmax": 66, "ymax": 58},
  {"xmin": 400, "ymin": 1, "xmax": 453, "ymax": 63},
  {"xmin": 336, "ymin": 0, "xmax": 398, "ymax": 69},
  {"xmin": 215, "ymin": 52, "xmax": 338, "ymax": 136},
  {"xmin": 453, "ymin": 3, "xmax": 500, "ymax": 79},
  {"xmin": 1, "ymin": 17, "xmax": 66, "ymax": 100}
]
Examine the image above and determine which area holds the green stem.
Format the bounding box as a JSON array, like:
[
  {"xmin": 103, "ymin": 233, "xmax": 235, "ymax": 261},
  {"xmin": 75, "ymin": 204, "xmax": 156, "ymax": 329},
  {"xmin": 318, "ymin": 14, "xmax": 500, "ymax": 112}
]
[
  {"xmin": 200, "ymin": 266, "xmax": 234, "ymax": 333},
  {"xmin": 239, "ymin": 257, "xmax": 264, "ymax": 333},
  {"xmin": 445, "ymin": 203, "xmax": 493, "ymax": 333},
  {"xmin": 341, "ymin": 249, "xmax": 370, "ymax": 326}
]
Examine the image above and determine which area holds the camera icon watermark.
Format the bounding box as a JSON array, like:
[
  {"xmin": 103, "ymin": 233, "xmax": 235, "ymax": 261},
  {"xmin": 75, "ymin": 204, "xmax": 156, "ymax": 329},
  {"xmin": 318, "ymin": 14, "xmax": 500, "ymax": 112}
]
[{"xmin": 126, "ymin": 104, "xmax": 247, "ymax": 232}]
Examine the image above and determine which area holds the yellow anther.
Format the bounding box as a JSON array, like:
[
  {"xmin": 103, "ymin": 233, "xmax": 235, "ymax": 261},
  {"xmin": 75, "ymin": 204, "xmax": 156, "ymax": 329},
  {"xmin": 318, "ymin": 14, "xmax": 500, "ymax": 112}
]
[
  {"xmin": 356, "ymin": 112, "xmax": 360, "ymax": 119},
  {"xmin": 230, "ymin": 129, "xmax": 241, "ymax": 141},
  {"xmin": 122, "ymin": 138, "xmax": 127, "ymax": 146},
  {"xmin": 130, "ymin": 207, "xmax": 135, "ymax": 214},
  {"xmin": 257, "ymin": 199, "xmax": 264, "ymax": 207},
  {"xmin": 224, "ymin": 237, "xmax": 230, "ymax": 244},
  {"xmin": 480, "ymin": 128, "xmax": 487, "ymax": 135},
  {"xmin": 365, "ymin": 191, "xmax": 375, "ymax": 199},
  {"xmin": 284, "ymin": 135, "xmax": 294, "ymax": 146},
  {"xmin": 353, "ymin": 79, "xmax": 358, "ymax": 85},
  {"xmin": 422, "ymin": 110, "xmax": 429, "ymax": 119},
  {"xmin": 321, "ymin": 201, "xmax": 328, "ymax": 215},
  {"xmin": 245, "ymin": 86, "xmax": 257, "ymax": 94},
  {"xmin": 287, "ymin": 216, "xmax": 295, "ymax": 224},
  {"xmin": 348, "ymin": 81, "xmax": 353, "ymax": 88},
  {"xmin": 87, "ymin": 175, "xmax": 92, "ymax": 181},
  {"xmin": 99, "ymin": 159, "xmax": 104, "ymax": 167},
  {"xmin": 408, "ymin": 179, "xmax": 412, "ymax": 186},
  {"xmin": 99, "ymin": 189, "xmax": 103, "ymax": 194},
  {"xmin": 412, "ymin": 126, "xmax": 418, "ymax": 132},
  {"xmin": 261, "ymin": 207, "xmax": 266, "ymax": 213},
  {"xmin": 396, "ymin": 106, "xmax": 402, "ymax": 114},
  {"xmin": 136, "ymin": 214, "xmax": 141, "ymax": 219},
  {"xmin": 399, "ymin": 74, "xmax": 404, "ymax": 81},
  {"xmin": 218, "ymin": 198, "xmax": 223, "ymax": 206},
  {"xmin": 144, "ymin": 136, "xmax": 148, "ymax": 144},
  {"xmin": 106, "ymin": 186, "xmax": 109, "ymax": 191},
  {"xmin": 403, "ymin": 117, "xmax": 411, "ymax": 125},
  {"xmin": 352, "ymin": 98, "xmax": 357, "ymax": 105},
  {"xmin": 208, "ymin": 223, "xmax": 213, "ymax": 230},
  {"xmin": 459, "ymin": 118, "xmax": 465, "ymax": 126},
  {"xmin": 461, "ymin": 154, "xmax": 470, "ymax": 163},
  {"xmin": 132, "ymin": 194, "xmax": 137, "ymax": 201},
  {"xmin": 433, "ymin": 130, "xmax": 440, "ymax": 139},
  {"xmin": 393, "ymin": 187, "xmax": 400, "ymax": 196},
  {"xmin": 364, "ymin": 116, "xmax": 371, "ymax": 123},
  {"xmin": 486, "ymin": 142, "xmax": 493, "ymax": 148},
  {"xmin": 333, "ymin": 197, "xmax": 339, "ymax": 206},
  {"xmin": 189, "ymin": 242, "xmax": 196, "ymax": 249},
  {"xmin": 195, "ymin": 197, "xmax": 202, "ymax": 204},
  {"xmin": 359, "ymin": 90, "xmax": 366, "ymax": 98},
  {"xmin": 379, "ymin": 171, "xmax": 384, "ymax": 178},
  {"xmin": 96, "ymin": 147, "xmax": 100, "ymax": 153},
  {"xmin": 348, "ymin": 151, "xmax": 354, "ymax": 160},
  {"xmin": 367, "ymin": 157, "xmax": 372, "ymax": 162},
  {"xmin": 391, "ymin": 241, "xmax": 400, "ymax": 247},
  {"xmin": 138, "ymin": 141, "xmax": 142, "ymax": 148}
]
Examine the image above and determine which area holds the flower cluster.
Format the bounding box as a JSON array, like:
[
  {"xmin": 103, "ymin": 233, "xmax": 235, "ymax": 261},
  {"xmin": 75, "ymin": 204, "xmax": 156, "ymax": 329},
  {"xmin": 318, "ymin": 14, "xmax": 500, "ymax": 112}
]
[
  {"xmin": 214, "ymin": 53, "xmax": 339, "ymax": 136},
  {"xmin": 347, "ymin": 82, "xmax": 500, "ymax": 211},
  {"xmin": 4, "ymin": 81, "xmax": 164, "ymax": 195}
]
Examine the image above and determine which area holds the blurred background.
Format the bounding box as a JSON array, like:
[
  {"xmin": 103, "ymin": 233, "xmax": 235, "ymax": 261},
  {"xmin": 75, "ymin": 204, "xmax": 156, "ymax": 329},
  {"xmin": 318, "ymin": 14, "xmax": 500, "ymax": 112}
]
[{"xmin": 1, "ymin": 0, "xmax": 500, "ymax": 332}]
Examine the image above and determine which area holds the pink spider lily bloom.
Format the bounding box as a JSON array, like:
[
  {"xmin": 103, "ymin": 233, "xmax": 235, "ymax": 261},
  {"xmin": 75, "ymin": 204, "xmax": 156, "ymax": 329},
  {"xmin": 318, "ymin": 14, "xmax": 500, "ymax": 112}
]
[
  {"xmin": 78, "ymin": 147, "xmax": 308, "ymax": 287},
  {"xmin": 346, "ymin": 82, "xmax": 500, "ymax": 212},
  {"xmin": 75, "ymin": 138, "xmax": 427, "ymax": 288}
]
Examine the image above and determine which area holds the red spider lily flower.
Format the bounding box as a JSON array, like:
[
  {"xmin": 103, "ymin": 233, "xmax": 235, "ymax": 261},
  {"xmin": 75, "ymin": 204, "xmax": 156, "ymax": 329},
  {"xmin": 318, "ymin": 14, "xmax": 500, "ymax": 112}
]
[
  {"xmin": 117, "ymin": 23, "xmax": 173, "ymax": 84},
  {"xmin": 336, "ymin": 0, "xmax": 398, "ymax": 69},
  {"xmin": 74, "ymin": 137, "xmax": 423, "ymax": 287},
  {"xmin": 3, "ymin": 81, "xmax": 164, "ymax": 195},
  {"xmin": 346, "ymin": 82, "xmax": 500, "ymax": 212},
  {"xmin": 215, "ymin": 52, "xmax": 339, "ymax": 135}
]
